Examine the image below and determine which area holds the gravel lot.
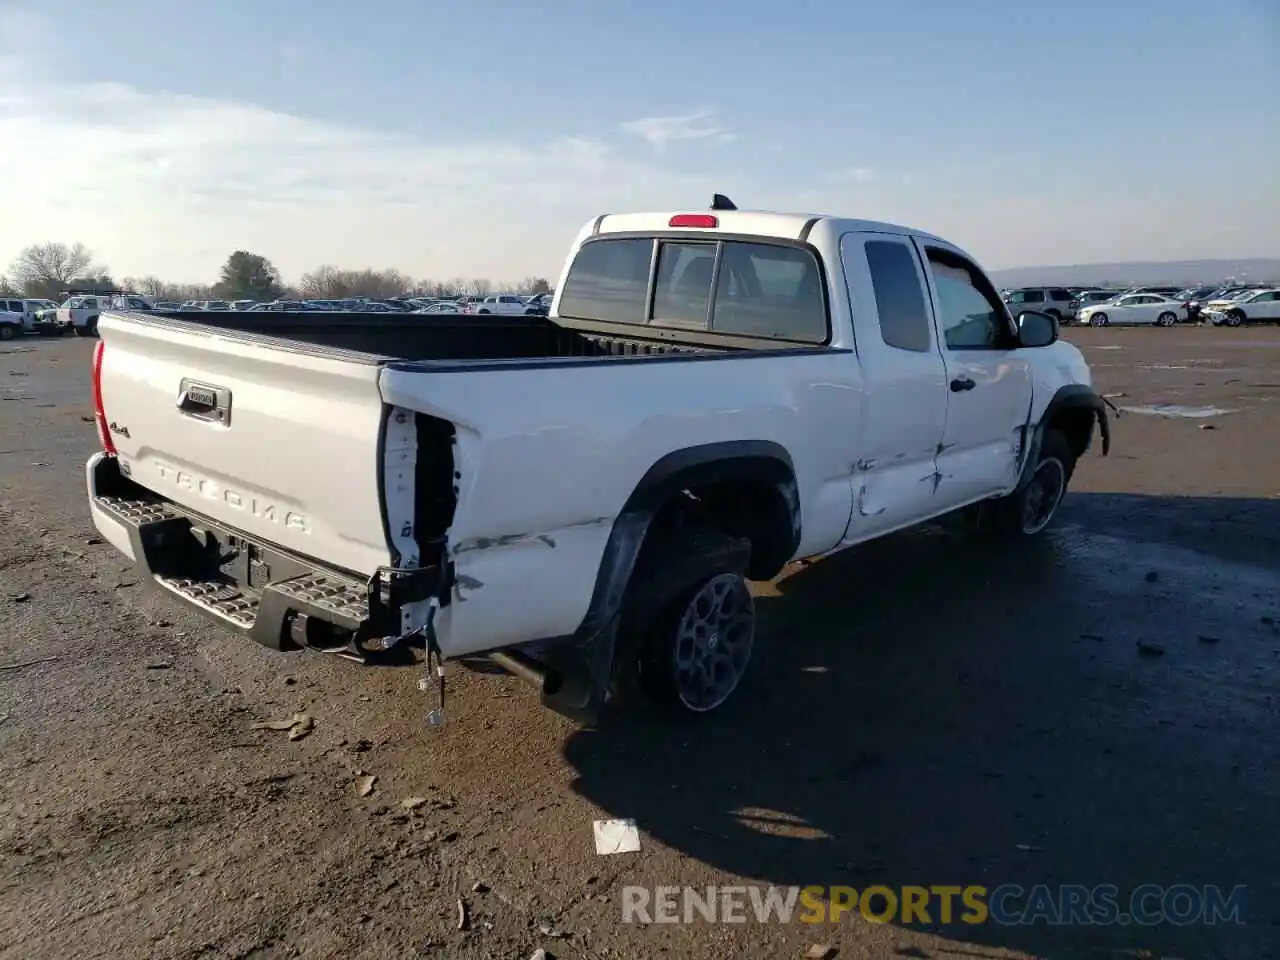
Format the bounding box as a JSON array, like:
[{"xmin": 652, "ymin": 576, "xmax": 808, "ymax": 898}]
[{"xmin": 2, "ymin": 327, "xmax": 1278, "ymax": 960}]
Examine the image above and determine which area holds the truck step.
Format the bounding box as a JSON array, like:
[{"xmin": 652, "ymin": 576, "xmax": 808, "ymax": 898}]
[
  {"xmin": 270, "ymin": 572, "xmax": 370, "ymax": 626},
  {"xmin": 94, "ymin": 494, "xmax": 184, "ymax": 527},
  {"xmin": 154, "ymin": 576, "xmax": 259, "ymax": 628}
]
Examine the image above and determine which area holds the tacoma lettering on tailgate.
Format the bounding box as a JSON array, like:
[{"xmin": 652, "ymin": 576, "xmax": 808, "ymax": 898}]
[{"xmin": 154, "ymin": 461, "xmax": 310, "ymax": 533}]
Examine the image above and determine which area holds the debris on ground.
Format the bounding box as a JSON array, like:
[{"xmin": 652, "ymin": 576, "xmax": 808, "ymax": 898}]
[
  {"xmin": 1137, "ymin": 641, "xmax": 1165, "ymax": 657},
  {"xmin": 1144, "ymin": 570, "xmax": 1160, "ymax": 583},
  {"xmin": 401, "ymin": 796, "xmax": 429, "ymax": 810},
  {"xmin": 538, "ymin": 920, "xmax": 567, "ymax": 938},
  {"xmin": 145, "ymin": 661, "xmax": 172, "ymax": 670},
  {"xmin": 593, "ymin": 819, "xmax": 645, "ymax": 855},
  {"xmin": 528, "ymin": 950, "xmax": 551, "ymax": 960},
  {"xmin": 593, "ymin": 818, "xmax": 641, "ymax": 855},
  {"xmin": 356, "ymin": 774, "xmax": 377, "ymax": 797},
  {"xmin": 471, "ymin": 881, "xmax": 489, "ymax": 893},
  {"xmin": 10, "ymin": 592, "xmax": 31, "ymax": 603},
  {"xmin": 287, "ymin": 714, "xmax": 315, "ymax": 740},
  {"xmin": 456, "ymin": 896, "xmax": 469, "ymax": 931},
  {"xmin": 805, "ymin": 944, "xmax": 837, "ymax": 959},
  {"xmin": 0, "ymin": 655, "xmax": 60, "ymax": 672},
  {"xmin": 250, "ymin": 713, "xmax": 315, "ymax": 740},
  {"xmin": 1015, "ymin": 843, "xmax": 1043, "ymax": 852},
  {"xmin": 1197, "ymin": 635, "xmax": 1222, "ymax": 645}
]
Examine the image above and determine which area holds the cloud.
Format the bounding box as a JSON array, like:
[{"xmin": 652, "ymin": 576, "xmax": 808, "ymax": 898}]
[
  {"xmin": 619, "ymin": 109, "xmax": 728, "ymax": 151},
  {"xmin": 832, "ymin": 167, "xmax": 875, "ymax": 184},
  {"xmin": 0, "ymin": 45, "xmax": 725, "ymax": 282}
]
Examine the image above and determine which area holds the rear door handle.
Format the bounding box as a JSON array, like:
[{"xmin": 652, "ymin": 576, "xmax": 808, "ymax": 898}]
[
  {"xmin": 950, "ymin": 376, "xmax": 976, "ymax": 392},
  {"xmin": 177, "ymin": 379, "xmax": 232, "ymax": 425}
]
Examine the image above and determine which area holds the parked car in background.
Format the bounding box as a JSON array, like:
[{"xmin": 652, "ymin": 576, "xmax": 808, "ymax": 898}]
[
  {"xmin": 1123, "ymin": 286, "xmax": 1185, "ymax": 298},
  {"xmin": 56, "ymin": 293, "xmax": 120, "ymax": 336},
  {"xmin": 1076, "ymin": 293, "xmax": 1187, "ymax": 326},
  {"xmin": 0, "ymin": 301, "xmax": 23, "ymax": 340},
  {"xmin": 1203, "ymin": 289, "xmax": 1280, "ymax": 327},
  {"xmin": 1068, "ymin": 290, "xmax": 1123, "ymax": 318},
  {"xmin": 524, "ymin": 293, "xmax": 552, "ymax": 316},
  {"xmin": 464, "ymin": 294, "xmax": 544, "ymax": 316},
  {"xmin": 1003, "ymin": 287, "xmax": 1076, "ymax": 323},
  {"xmin": 109, "ymin": 295, "xmax": 155, "ymax": 312},
  {"xmin": 0, "ymin": 297, "xmax": 61, "ymax": 336},
  {"xmin": 1174, "ymin": 285, "xmax": 1221, "ymax": 322}
]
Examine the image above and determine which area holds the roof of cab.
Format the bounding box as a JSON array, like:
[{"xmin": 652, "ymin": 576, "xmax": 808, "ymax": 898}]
[{"xmin": 592, "ymin": 209, "xmax": 945, "ymax": 244}]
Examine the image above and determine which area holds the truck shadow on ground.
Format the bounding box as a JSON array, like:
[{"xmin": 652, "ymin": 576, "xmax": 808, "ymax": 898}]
[{"xmin": 562, "ymin": 493, "xmax": 1280, "ymax": 959}]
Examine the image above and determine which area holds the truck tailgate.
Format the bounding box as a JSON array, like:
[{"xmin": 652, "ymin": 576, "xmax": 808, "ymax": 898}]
[{"xmin": 95, "ymin": 312, "xmax": 393, "ymax": 576}]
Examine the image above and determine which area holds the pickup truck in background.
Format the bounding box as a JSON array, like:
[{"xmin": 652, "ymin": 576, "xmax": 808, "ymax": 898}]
[
  {"xmin": 0, "ymin": 298, "xmax": 62, "ymax": 338},
  {"xmin": 463, "ymin": 294, "xmax": 545, "ymax": 316},
  {"xmin": 85, "ymin": 198, "xmax": 1110, "ymax": 726}
]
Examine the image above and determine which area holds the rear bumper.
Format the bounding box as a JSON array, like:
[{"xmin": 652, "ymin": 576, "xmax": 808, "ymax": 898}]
[{"xmin": 86, "ymin": 452, "xmax": 441, "ymax": 659}]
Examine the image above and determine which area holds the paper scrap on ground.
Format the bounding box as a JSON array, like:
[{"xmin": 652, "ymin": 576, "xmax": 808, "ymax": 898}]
[{"xmin": 593, "ymin": 818, "xmax": 641, "ymax": 855}]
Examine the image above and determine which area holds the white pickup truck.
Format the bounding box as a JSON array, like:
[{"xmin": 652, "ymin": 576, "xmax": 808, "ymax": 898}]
[{"xmin": 85, "ymin": 200, "xmax": 1110, "ymax": 725}]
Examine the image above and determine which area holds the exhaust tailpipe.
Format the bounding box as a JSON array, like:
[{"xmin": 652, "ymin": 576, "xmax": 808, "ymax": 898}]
[{"xmin": 490, "ymin": 650, "xmax": 562, "ymax": 696}]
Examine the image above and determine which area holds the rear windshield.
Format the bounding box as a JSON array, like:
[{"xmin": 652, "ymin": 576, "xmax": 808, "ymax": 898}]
[{"xmin": 557, "ymin": 236, "xmax": 828, "ymax": 344}]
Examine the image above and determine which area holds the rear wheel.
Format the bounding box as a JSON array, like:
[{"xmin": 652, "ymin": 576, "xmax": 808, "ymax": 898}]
[
  {"xmin": 0, "ymin": 324, "xmax": 16, "ymax": 341},
  {"xmin": 614, "ymin": 527, "xmax": 756, "ymax": 717}
]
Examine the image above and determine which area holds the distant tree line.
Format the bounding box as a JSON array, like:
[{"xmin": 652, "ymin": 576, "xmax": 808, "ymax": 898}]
[{"xmin": 1, "ymin": 242, "xmax": 553, "ymax": 303}]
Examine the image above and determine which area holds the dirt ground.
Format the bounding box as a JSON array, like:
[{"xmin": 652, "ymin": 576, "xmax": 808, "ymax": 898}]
[{"xmin": 2, "ymin": 326, "xmax": 1278, "ymax": 960}]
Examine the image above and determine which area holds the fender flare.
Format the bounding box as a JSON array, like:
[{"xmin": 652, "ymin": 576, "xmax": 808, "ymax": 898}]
[
  {"xmin": 584, "ymin": 439, "xmax": 800, "ymax": 636},
  {"xmin": 1017, "ymin": 384, "xmax": 1111, "ymax": 489},
  {"xmin": 527, "ymin": 441, "xmax": 799, "ymax": 720}
]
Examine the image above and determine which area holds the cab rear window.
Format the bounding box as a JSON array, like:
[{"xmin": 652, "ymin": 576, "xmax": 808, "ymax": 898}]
[{"xmin": 557, "ymin": 236, "xmax": 828, "ymax": 344}]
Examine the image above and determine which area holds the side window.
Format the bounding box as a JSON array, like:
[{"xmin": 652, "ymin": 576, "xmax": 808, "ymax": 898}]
[
  {"xmin": 6, "ymin": 300, "xmax": 21, "ymax": 312},
  {"xmin": 711, "ymin": 242, "xmax": 826, "ymax": 342},
  {"xmin": 556, "ymin": 237, "xmax": 652, "ymax": 325},
  {"xmin": 864, "ymin": 240, "xmax": 931, "ymax": 352},
  {"xmin": 925, "ymin": 249, "xmax": 1012, "ymax": 351},
  {"xmin": 652, "ymin": 241, "xmax": 715, "ymax": 329},
  {"xmin": 1050, "ymin": 289, "xmax": 1072, "ymax": 301},
  {"xmin": 1025, "ymin": 289, "xmax": 1045, "ymax": 303},
  {"xmin": 1007, "ymin": 291, "xmax": 1027, "ymax": 304}
]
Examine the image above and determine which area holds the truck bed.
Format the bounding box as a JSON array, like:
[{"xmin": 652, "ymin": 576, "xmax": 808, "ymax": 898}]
[{"xmin": 157, "ymin": 310, "xmax": 724, "ymax": 363}]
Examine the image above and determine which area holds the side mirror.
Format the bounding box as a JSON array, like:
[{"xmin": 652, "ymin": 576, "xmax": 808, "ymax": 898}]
[{"xmin": 1017, "ymin": 310, "xmax": 1058, "ymax": 347}]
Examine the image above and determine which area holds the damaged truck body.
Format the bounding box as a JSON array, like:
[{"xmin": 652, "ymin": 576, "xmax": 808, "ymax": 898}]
[{"xmin": 86, "ymin": 202, "xmax": 1110, "ymax": 724}]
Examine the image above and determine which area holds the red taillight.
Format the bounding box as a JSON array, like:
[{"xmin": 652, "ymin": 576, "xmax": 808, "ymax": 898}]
[
  {"xmin": 91, "ymin": 339, "xmax": 116, "ymax": 455},
  {"xmin": 669, "ymin": 214, "xmax": 718, "ymax": 228}
]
